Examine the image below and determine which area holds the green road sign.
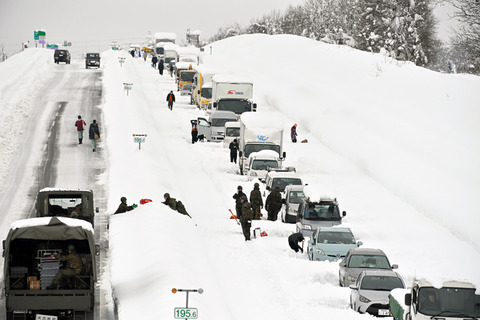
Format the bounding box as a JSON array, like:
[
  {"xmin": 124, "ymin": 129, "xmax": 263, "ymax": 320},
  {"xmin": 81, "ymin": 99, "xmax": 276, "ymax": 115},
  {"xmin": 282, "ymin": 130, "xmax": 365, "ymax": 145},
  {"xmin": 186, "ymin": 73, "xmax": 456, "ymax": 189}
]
[{"xmin": 174, "ymin": 307, "xmax": 198, "ymax": 319}]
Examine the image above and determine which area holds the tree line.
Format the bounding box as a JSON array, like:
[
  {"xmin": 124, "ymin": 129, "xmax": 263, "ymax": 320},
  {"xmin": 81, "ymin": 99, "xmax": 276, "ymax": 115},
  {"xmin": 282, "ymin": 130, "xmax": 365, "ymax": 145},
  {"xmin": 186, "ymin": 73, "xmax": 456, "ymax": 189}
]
[{"xmin": 208, "ymin": 0, "xmax": 479, "ymax": 75}]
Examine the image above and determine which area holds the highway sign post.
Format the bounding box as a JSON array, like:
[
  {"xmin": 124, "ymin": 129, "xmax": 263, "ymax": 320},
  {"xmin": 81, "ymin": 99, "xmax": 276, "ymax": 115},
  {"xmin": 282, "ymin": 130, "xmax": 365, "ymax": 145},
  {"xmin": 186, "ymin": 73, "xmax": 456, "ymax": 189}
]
[
  {"xmin": 118, "ymin": 57, "xmax": 125, "ymax": 66},
  {"xmin": 172, "ymin": 287, "xmax": 203, "ymax": 319},
  {"xmin": 123, "ymin": 82, "xmax": 132, "ymax": 95},
  {"xmin": 133, "ymin": 134, "xmax": 146, "ymax": 150}
]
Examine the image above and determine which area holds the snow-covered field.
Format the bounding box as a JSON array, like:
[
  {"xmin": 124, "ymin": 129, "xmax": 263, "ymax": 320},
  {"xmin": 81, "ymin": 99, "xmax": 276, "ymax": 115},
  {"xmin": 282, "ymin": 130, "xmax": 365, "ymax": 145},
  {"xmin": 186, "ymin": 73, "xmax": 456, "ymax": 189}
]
[{"xmin": 0, "ymin": 34, "xmax": 479, "ymax": 319}]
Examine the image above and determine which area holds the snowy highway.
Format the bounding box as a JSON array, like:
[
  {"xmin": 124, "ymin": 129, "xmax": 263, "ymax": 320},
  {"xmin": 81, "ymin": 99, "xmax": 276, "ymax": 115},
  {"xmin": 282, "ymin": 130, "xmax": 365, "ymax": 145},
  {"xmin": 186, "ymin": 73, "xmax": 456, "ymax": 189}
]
[{"xmin": 0, "ymin": 34, "xmax": 479, "ymax": 320}]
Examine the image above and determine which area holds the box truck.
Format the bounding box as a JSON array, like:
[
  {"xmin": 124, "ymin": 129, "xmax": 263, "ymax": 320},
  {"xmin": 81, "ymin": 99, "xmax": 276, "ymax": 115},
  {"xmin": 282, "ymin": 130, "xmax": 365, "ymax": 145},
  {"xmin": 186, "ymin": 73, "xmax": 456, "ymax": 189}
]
[{"xmin": 211, "ymin": 74, "xmax": 256, "ymax": 115}]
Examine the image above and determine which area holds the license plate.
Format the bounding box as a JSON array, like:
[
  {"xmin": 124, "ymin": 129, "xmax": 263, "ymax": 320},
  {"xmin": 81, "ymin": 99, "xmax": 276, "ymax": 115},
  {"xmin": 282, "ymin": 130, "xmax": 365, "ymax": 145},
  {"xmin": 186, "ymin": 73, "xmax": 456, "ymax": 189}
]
[{"xmin": 378, "ymin": 309, "xmax": 389, "ymax": 316}]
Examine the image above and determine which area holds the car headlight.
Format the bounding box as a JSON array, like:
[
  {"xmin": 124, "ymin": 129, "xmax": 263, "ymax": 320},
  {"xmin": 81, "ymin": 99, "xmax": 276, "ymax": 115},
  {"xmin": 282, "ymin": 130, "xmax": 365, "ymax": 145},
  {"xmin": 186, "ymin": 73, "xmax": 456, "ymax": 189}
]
[
  {"xmin": 347, "ymin": 275, "xmax": 357, "ymax": 282},
  {"xmin": 315, "ymin": 248, "xmax": 325, "ymax": 255},
  {"xmin": 359, "ymin": 295, "xmax": 371, "ymax": 303}
]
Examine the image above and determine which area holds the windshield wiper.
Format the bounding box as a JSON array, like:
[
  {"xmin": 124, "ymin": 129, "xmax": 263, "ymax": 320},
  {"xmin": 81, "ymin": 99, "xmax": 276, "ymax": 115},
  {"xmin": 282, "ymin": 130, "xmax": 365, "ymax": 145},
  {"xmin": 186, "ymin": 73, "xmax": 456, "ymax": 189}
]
[{"xmin": 430, "ymin": 311, "xmax": 478, "ymax": 319}]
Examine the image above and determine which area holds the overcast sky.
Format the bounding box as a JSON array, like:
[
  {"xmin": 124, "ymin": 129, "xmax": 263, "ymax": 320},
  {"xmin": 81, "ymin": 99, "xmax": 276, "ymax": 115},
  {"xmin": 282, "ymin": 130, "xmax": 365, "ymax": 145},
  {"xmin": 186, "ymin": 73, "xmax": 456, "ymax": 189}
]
[
  {"xmin": 0, "ymin": 0, "xmax": 302, "ymax": 55},
  {"xmin": 0, "ymin": 0, "xmax": 459, "ymax": 56}
]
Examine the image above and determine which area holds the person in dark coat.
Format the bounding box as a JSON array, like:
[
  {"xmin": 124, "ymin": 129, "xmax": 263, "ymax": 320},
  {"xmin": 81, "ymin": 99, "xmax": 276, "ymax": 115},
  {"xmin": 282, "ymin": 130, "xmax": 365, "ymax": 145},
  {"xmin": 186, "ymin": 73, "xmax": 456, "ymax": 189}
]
[
  {"xmin": 190, "ymin": 120, "xmax": 198, "ymax": 144},
  {"xmin": 249, "ymin": 182, "xmax": 263, "ymax": 220},
  {"xmin": 232, "ymin": 185, "xmax": 247, "ymax": 219},
  {"xmin": 169, "ymin": 63, "xmax": 174, "ymax": 77},
  {"xmin": 114, "ymin": 197, "xmax": 137, "ymax": 214},
  {"xmin": 158, "ymin": 59, "xmax": 164, "ymax": 75},
  {"xmin": 88, "ymin": 119, "xmax": 100, "ymax": 152},
  {"xmin": 166, "ymin": 90, "xmax": 175, "ymax": 110},
  {"xmin": 240, "ymin": 196, "xmax": 254, "ymax": 241},
  {"xmin": 163, "ymin": 193, "xmax": 191, "ymax": 218},
  {"xmin": 265, "ymin": 186, "xmax": 282, "ymax": 221},
  {"xmin": 151, "ymin": 55, "xmax": 158, "ymax": 69},
  {"xmin": 229, "ymin": 139, "xmax": 238, "ymax": 163},
  {"xmin": 291, "ymin": 123, "xmax": 298, "ymax": 143},
  {"xmin": 75, "ymin": 115, "xmax": 86, "ymax": 144},
  {"xmin": 288, "ymin": 232, "xmax": 305, "ymax": 253}
]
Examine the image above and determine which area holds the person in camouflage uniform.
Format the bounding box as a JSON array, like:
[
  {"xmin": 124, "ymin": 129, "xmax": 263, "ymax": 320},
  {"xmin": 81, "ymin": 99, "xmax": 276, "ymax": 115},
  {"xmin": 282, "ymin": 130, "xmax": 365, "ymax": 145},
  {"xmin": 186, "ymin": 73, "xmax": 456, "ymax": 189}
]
[
  {"xmin": 265, "ymin": 186, "xmax": 282, "ymax": 221},
  {"xmin": 48, "ymin": 244, "xmax": 83, "ymax": 289},
  {"xmin": 114, "ymin": 196, "xmax": 137, "ymax": 214},
  {"xmin": 240, "ymin": 195, "xmax": 254, "ymax": 241},
  {"xmin": 232, "ymin": 185, "xmax": 247, "ymax": 219},
  {"xmin": 249, "ymin": 182, "xmax": 263, "ymax": 220},
  {"xmin": 163, "ymin": 193, "xmax": 192, "ymax": 218}
]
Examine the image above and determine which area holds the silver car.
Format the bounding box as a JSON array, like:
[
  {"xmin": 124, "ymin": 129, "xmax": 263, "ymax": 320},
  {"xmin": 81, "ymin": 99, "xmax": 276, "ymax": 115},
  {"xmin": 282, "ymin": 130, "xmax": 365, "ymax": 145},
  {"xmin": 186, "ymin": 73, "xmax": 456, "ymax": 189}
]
[
  {"xmin": 339, "ymin": 248, "xmax": 398, "ymax": 287},
  {"xmin": 350, "ymin": 270, "xmax": 405, "ymax": 317}
]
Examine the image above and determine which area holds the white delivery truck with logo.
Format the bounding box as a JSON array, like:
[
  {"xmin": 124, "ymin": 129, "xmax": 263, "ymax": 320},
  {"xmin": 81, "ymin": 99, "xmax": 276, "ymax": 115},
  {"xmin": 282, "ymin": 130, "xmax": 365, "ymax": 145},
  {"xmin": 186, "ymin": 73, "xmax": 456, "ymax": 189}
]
[
  {"xmin": 211, "ymin": 74, "xmax": 257, "ymax": 115},
  {"xmin": 238, "ymin": 112, "xmax": 285, "ymax": 175},
  {"xmin": 196, "ymin": 110, "xmax": 239, "ymax": 142}
]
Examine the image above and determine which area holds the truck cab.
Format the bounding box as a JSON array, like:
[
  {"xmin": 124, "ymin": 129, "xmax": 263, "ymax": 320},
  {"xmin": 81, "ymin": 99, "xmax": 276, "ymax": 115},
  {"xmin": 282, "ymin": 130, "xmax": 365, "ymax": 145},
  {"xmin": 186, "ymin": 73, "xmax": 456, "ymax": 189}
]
[
  {"xmin": 245, "ymin": 150, "xmax": 282, "ymax": 181},
  {"xmin": 389, "ymin": 278, "xmax": 480, "ymax": 320},
  {"xmin": 35, "ymin": 188, "xmax": 99, "ymax": 226}
]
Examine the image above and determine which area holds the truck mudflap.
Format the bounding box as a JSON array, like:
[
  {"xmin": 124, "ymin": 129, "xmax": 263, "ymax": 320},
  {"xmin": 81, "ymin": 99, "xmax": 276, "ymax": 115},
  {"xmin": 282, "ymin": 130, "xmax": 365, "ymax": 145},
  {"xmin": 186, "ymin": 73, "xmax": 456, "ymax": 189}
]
[{"xmin": 7, "ymin": 289, "xmax": 93, "ymax": 310}]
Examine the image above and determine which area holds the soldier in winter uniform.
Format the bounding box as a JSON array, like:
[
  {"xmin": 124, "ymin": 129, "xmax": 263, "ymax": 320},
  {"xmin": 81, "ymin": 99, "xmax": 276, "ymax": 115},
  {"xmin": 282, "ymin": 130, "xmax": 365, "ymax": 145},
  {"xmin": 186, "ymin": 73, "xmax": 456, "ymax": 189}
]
[
  {"xmin": 47, "ymin": 244, "xmax": 83, "ymax": 289},
  {"xmin": 240, "ymin": 195, "xmax": 254, "ymax": 241},
  {"xmin": 232, "ymin": 185, "xmax": 247, "ymax": 219},
  {"xmin": 114, "ymin": 197, "xmax": 137, "ymax": 214},
  {"xmin": 249, "ymin": 182, "xmax": 263, "ymax": 220},
  {"xmin": 265, "ymin": 186, "xmax": 282, "ymax": 221},
  {"xmin": 163, "ymin": 193, "xmax": 191, "ymax": 218}
]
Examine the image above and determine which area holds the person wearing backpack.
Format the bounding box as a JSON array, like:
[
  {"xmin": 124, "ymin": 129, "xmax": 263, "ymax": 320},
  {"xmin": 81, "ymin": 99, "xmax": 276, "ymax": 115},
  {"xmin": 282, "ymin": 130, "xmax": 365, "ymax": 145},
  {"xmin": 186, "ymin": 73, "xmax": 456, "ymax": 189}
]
[{"xmin": 163, "ymin": 193, "xmax": 191, "ymax": 218}]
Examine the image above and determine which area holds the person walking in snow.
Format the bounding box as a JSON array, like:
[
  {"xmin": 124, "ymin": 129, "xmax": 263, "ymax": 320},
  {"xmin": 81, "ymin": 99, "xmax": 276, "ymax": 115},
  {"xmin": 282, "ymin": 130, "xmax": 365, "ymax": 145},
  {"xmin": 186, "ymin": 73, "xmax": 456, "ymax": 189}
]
[
  {"xmin": 88, "ymin": 119, "xmax": 100, "ymax": 152},
  {"xmin": 158, "ymin": 59, "xmax": 164, "ymax": 75},
  {"xmin": 114, "ymin": 197, "xmax": 137, "ymax": 214},
  {"xmin": 75, "ymin": 115, "xmax": 86, "ymax": 144},
  {"xmin": 249, "ymin": 182, "xmax": 263, "ymax": 220},
  {"xmin": 169, "ymin": 63, "xmax": 174, "ymax": 77},
  {"xmin": 233, "ymin": 185, "xmax": 247, "ymax": 219},
  {"xmin": 151, "ymin": 55, "xmax": 158, "ymax": 69},
  {"xmin": 239, "ymin": 196, "xmax": 254, "ymax": 241},
  {"xmin": 265, "ymin": 186, "xmax": 282, "ymax": 221},
  {"xmin": 291, "ymin": 123, "xmax": 298, "ymax": 143},
  {"xmin": 229, "ymin": 139, "xmax": 238, "ymax": 163},
  {"xmin": 166, "ymin": 90, "xmax": 175, "ymax": 110}
]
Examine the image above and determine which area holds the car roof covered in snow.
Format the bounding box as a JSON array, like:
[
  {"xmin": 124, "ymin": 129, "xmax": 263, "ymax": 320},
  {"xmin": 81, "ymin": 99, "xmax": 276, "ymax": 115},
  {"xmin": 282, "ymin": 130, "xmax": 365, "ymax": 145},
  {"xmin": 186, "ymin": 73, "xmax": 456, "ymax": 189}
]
[{"xmin": 303, "ymin": 185, "xmax": 337, "ymax": 202}]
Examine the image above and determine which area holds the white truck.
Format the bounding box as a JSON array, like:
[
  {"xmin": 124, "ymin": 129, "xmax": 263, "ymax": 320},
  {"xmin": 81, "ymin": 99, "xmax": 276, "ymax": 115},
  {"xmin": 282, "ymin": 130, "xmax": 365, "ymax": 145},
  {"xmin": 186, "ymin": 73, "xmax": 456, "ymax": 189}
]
[
  {"xmin": 196, "ymin": 110, "xmax": 239, "ymax": 142},
  {"xmin": 211, "ymin": 74, "xmax": 257, "ymax": 115},
  {"xmin": 389, "ymin": 278, "xmax": 480, "ymax": 320},
  {"xmin": 238, "ymin": 112, "xmax": 285, "ymax": 175}
]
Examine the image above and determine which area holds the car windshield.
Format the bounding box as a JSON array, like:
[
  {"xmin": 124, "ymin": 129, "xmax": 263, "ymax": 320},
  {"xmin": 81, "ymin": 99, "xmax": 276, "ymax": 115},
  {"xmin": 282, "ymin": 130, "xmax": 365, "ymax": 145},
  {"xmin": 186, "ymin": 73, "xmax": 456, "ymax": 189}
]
[
  {"xmin": 418, "ymin": 287, "xmax": 480, "ymax": 317},
  {"xmin": 317, "ymin": 230, "xmax": 355, "ymax": 244},
  {"xmin": 245, "ymin": 144, "xmax": 280, "ymax": 158},
  {"xmin": 225, "ymin": 127, "xmax": 240, "ymax": 137},
  {"xmin": 217, "ymin": 99, "xmax": 250, "ymax": 114},
  {"xmin": 272, "ymin": 178, "xmax": 302, "ymax": 192},
  {"xmin": 252, "ymin": 159, "xmax": 278, "ymax": 170},
  {"xmin": 360, "ymin": 276, "xmax": 404, "ymax": 291},
  {"xmin": 201, "ymin": 87, "xmax": 212, "ymax": 99},
  {"xmin": 211, "ymin": 118, "xmax": 236, "ymax": 127},
  {"xmin": 182, "ymin": 84, "xmax": 192, "ymax": 91},
  {"xmin": 304, "ymin": 202, "xmax": 341, "ymax": 220},
  {"xmin": 348, "ymin": 255, "xmax": 391, "ymax": 269},
  {"xmin": 288, "ymin": 191, "xmax": 305, "ymax": 204}
]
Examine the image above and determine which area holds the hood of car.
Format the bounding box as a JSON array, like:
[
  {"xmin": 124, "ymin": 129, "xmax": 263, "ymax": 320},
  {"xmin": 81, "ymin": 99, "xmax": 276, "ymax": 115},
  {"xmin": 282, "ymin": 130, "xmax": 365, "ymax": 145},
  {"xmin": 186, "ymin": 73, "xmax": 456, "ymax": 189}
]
[
  {"xmin": 357, "ymin": 289, "xmax": 391, "ymax": 304},
  {"xmin": 318, "ymin": 243, "xmax": 358, "ymax": 257}
]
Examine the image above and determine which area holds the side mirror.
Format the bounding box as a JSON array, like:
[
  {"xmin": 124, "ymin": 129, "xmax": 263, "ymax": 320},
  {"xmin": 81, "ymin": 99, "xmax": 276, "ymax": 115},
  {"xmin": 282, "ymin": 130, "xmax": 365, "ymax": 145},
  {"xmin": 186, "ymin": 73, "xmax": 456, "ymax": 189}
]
[
  {"xmin": 391, "ymin": 264, "xmax": 398, "ymax": 269},
  {"xmin": 282, "ymin": 151, "xmax": 286, "ymax": 159},
  {"xmin": 213, "ymin": 102, "xmax": 217, "ymax": 108},
  {"xmin": 239, "ymin": 151, "xmax": 243, "ymax": 157},
  {"xmin": 405, "ymin": 293, "xmax": 412, "ymax": 306},
  {"xmin": 349, "ymin": 284, "xmax": 357, "ymax": 290},
  {"xmin": 357, "ymin": 241, "xmax": 363, "ymax": 247},
  {"xmin": 342, "ymin": 211, "xmax": 346, "ymax": 217},
  {"xmin": 96, "ymin": 207, "xmax": 99, "ymax": 213},
  {"xmin": 253, "ymin": 103, "xmax": 257, "ymax": 111}
]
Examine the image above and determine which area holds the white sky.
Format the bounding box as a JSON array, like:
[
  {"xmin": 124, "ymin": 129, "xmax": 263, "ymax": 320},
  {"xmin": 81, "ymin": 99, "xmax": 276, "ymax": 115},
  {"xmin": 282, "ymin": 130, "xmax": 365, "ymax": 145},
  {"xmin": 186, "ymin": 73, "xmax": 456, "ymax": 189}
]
[{"xmin": 0, "ymin": 0, "xmax": 302, "ymax": 55}]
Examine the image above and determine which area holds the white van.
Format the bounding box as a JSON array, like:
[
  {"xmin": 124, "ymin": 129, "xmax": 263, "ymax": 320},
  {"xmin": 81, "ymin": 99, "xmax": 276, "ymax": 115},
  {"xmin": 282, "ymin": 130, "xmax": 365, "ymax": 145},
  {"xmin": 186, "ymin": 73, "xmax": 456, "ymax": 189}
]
[
  {"xmin": 197, "ymin": 110, "xmax": 239, "ymax": 142},
  {"xmin": 245, "ymin": 150, "xmax": 281, "ymax": 181}
]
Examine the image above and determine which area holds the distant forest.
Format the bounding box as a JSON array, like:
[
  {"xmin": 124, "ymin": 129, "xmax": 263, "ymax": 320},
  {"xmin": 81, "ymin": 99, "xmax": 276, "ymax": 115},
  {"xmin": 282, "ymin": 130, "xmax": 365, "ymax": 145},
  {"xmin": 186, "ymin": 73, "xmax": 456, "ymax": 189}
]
[{"xmin": 207, "ymin": 0, "xmax": 479, "ymax": 75}]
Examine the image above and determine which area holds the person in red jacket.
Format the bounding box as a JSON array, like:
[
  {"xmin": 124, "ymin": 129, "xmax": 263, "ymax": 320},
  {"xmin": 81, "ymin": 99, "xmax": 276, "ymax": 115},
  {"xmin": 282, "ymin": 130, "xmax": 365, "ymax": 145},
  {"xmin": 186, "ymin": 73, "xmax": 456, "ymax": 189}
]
[{"xmin": 75, "ymin": 115, "xmax": 86, "ymax": 144}]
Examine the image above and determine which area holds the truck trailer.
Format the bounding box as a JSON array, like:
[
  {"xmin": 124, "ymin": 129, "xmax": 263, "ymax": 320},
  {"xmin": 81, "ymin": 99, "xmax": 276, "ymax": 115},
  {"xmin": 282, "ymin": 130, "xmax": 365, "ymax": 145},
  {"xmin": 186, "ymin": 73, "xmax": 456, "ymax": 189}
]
[
  {"xmin": 3, "ymin": 217, "xmax": 97, "ymax": 320},
  {"xmin": 238, "ymin": 112, "xmax": 285, "ymax": 175},
  {"xmin": 211, "ymin": 74, "xmax": 256, "ymax": 115}
]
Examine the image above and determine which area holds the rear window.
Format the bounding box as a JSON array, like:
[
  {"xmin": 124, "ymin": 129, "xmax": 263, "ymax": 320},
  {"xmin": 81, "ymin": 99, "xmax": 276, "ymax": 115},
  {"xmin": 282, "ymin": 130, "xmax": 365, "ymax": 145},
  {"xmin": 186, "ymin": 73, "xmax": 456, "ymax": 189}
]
[{"xmin": 87, "ymin": 53, "xmax": 99, "ymax": 58}]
